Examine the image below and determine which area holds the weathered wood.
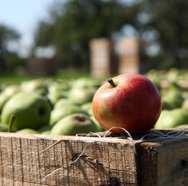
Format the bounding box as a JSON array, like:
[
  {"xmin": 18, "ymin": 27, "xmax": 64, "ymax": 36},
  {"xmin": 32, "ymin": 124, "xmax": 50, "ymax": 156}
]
[
  {"xmin": 136, "ymin": 138, "xmax": 188, "ymax": 186},
  {"xmin": 118, "ymin": 37, "xmax": 147, "ymax": 74},
  {"xmin": 0, "ymin": 131, "xmax": 188, "ymax": 186},
  {"xmin": 90, "ymin": 38, "xmax": 118, "ymax": 78},
  {"xmin": 0, "ymin": 132, "xmax": 137, "ymax": 186}
]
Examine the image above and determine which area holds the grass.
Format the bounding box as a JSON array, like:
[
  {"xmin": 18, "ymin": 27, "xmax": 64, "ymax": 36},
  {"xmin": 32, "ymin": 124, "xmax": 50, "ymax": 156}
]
[
  {"xmin": 0, "ymin": 70, "xmax": 90, "ymax": 84},
  {"xmin": 56, "ymin": 70, "xmax": 90, "ymax": 80},
  {"xmin": 0, "ymin": 73, "xmax": 32, "ymax": 84}
]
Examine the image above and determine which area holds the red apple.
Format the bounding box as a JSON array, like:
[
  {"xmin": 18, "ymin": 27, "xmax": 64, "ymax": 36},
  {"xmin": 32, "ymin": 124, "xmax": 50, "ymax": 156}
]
[{"xmin": 92, "ymin": 74, "xmax": 161, "ymax": 133}]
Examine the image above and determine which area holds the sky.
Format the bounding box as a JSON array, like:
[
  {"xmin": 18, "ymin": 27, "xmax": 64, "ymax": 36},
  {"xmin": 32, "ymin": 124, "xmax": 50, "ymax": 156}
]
[{"xmin": 0, "ymin": 0, "xmax": 54, "ymax": 56}]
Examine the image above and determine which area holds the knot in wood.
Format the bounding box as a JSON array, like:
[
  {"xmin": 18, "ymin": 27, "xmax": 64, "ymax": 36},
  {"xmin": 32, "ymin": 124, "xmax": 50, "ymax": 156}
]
[{"xmin": 70, "ymin": 152, "xmax": 104, "ymax": 171}]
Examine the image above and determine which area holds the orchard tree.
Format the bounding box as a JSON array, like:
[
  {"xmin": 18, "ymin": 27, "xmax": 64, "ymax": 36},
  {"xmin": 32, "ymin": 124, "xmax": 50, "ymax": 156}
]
[
  {"xmin": 0, "ymin": 24, "xmax": 20, "ymax": 71},
  {"xmin": 138, "ymin": 0, "xmax": 188, "ymax": 68},
  {"xmin": 0, "ymin": 24, "xmax": 20, "ymax": 51},
  {"xmin": 34, "ymin": 0, "xmax": 141, "ymax": 68}
]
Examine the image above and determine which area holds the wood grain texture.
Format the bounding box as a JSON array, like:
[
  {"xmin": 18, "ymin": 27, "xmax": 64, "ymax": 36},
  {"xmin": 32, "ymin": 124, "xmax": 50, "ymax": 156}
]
[
  {"xmin": 0, "ymin": 131, "xmax": 188, "ymax": 186},
  {"xmin": 157, "ymin": 139, "xmax": 188, "ymax": 186},
  {"xmin": 136, "ymin": 138, "xmax": 188, "ymax": 186},
  {"xmin": 0, "ymin": 132, "xmax": 137, "ymax": 186}
]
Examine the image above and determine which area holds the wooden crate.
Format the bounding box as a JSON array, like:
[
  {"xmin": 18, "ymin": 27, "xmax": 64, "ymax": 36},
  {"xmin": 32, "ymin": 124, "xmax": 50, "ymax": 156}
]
[
  {"xmin": 0, "ymin": 131, "xmax": 187, "ymax": 186},
  {"xmin": 118, "ymin": 37, "xmax": 147, "ymax": 74},
  {"xmin": 90, "ymin": 38, "xmax": 118, "ymax": 78}
]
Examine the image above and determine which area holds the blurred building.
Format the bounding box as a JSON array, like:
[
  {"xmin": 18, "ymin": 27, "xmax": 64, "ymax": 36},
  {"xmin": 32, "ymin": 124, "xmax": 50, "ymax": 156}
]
[
  {"xmin": 117, "ymin": 37, "xmax": 147, "ymax": 74},
  {"xmin": 90, "ymin": 37, "xmax": 148, "ymax": 77},
  {"xmin": 28, "ymin": 46, "xmax": 58, "ymax": 76},
  {"xmin": 90, "ymin": 38, "xmax": 118, "ymax": 78}
]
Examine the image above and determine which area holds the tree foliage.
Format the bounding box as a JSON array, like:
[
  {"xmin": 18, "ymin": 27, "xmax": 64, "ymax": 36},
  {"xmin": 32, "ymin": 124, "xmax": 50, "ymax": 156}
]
[
  {"xmin": 0, "ymin": 24, "xmax": 20, "ymax": 52},
  {"xmin": 34, "ymin": 0, "xmax": 141, "ymax": 68},
  {"xmin": 139, "ymin": 0, "xmax": 188, "ymax": 67},
  {"xmin": 34, "ymin": 0, "xmax": 188, "ymax": 69},
  {"xmin": 0, "ymin": 24, "xmax": 21, "ymax": 72}
]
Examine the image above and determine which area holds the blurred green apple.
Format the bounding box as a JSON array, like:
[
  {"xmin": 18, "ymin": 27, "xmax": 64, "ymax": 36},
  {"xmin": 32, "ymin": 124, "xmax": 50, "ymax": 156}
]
[
  {"xmin": 21, "ymin": 79, "xmax": 48, "ymax": 96},
  {"xmin": 50, "ymin": 104, "xmax": 82, "ymax": 125},
  {"xmin": 155, "ymin": 108, "xmax": 188, "ymax": 129},
  {"xmin": 68, "ymin": 78, "xmax": 101, "ymax": 105},
  {"xmin": 146, "ymin": 70, "xmax": 162, "ymax": 88},
  {"xmin": 183, "ymin": 99, "xmax": 188, "ymax": 110},
  {"xmin": 41, "ymin": 130, "xmax": 51, "ymax": 135},
  {"xmin": 0, "ymin": 124, "xmax": 8, "ymax": 132},
  {"xmin": 71, "ymin": 78, "xmax": 101, "ymax": 89},
  {"xmin": 0, "ymin": 85, "xmax": 20, "ymax": 112},
  {"xmin": 16, "ymin": 128, "xmax": 39, "ymax": 134},
  {"xmin": 54, "ymin": 99, "xmax": 74, "ymax": 109},
  {"xmin": 162, "ymin": 86, "xmax": 184, "ymax": 109},
  {"xmin": 38, "ymin": 124, "xmax": 52, "ymax": 132},
  {"xmin": 90, "ymin": 115, "xmax": 104, "ymax": 132},
  {"xmin": 81, "ymin": 102, "xmax": 93, "ymax": 115},
  {"xmin": 0, "ymin": 85, "xmax": 3, "ymax": 93},
  {"xmin": 182, "ymin": 91, "xmax": 188, "ymax": 100},
  {"xmin": 1, "ymin": 92, "xmax": 51, "ymax": 131},
  {"xmin": 51, "ymin": 113, "xmax": 99, "ymax": 135},
  {"xmin": 68, "ymin": 87, "xmax": 96, "ymax": 105},
  {"xmin": 48, "ymin": 82, "xmax": 69, "ymax": 104},
  {"xmin": 39, "ymin": 125, "xmax": 52, "ymax": 135},
  {"xmin": 175, "ymin": 124, "xmax": 188, "ymax": 129},
  {"xmin": 167, "ymin": 68, "xmax": 179, "ymax": 82}
]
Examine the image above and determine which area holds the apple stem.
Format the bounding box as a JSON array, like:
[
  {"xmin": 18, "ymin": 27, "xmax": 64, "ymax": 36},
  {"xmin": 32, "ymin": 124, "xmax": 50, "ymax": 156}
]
[{"xmin": 107, "ymin": 78, "xmax": 116, "ymax": 87}]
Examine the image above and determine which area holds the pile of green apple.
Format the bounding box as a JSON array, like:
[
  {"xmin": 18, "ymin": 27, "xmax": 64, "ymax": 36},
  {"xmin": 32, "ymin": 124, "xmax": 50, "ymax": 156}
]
[
  {"xmin": 147, "ymin": 69, "xmax": 188, "ymax": 129},
  {"xmin": 0, "ymin": 78, "xmax": 104, "ymax": 135},
  {"xmin": 0, "ymin": 69, "xmax": 187, "ymax": 135}
]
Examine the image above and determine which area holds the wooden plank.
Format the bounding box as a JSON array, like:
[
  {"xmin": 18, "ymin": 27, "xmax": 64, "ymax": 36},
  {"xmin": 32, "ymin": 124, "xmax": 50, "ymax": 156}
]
[
  {"xmin": 0, "ymin": 131, "xmax": 188, "ymax": 186},
  {"xmin": 136, "ymin": 141, "xmax": 161, "ymax": 186},
  {"xmin": 136, "ymin": 138, "xmax": 188, "ymax": 186},
  {"xmin": 90, "ymin": 38, "xmax": 117, "ymax": 78},
  {"xmin": 0, "ymin": 133, "xmax": 137, "ymax": 186},
  {"xmin": 2, "ymin": 178, "xmax": 48, "ymax": 186},
  {"xmin": 157, "ymin": 139, "xmax": 188, "ymax": 186}
]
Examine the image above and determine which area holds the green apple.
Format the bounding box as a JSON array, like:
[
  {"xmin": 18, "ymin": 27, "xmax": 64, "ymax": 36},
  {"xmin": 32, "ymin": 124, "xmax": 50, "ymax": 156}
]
[
  {"xmin": 155, "ymin": 110, "xmax": 172, "ymax": 129},
  {"xmin": 68, "ymin": 87, "xmax": 96, "ymax": 105},
  {"xmin": 0, "ymin": 85, "xmax": 20, "ymax": 112},
  {"xmin": 0, "ymin": 85, "xmax": 3, "ymax": 93},
  {"xmin": 68, "ymin": 78, "xmax": 101, "ymax": 105},
  {"xmin": 39, "ymin": 125, "xmax": 52, "ymax": 135},
  {"xmin": 162, "ymin": 87, "xmax": 184, "ymax": 109},
  {"xmin": 90, "ymin": 115, "xmax": 104, "ymax": 132},
  {"xmin": 167, "ymin": 68, "xmax": 179, "ymax": 82},
  {"xmin": 50, "ymin": 104, "xmax": 82, "ymax": 125},
  {"xmin": 0, "ymin": 124, "xmax": 8, "ymax": 132},
  {"xmin": 48, "ymin": 82, "xmax": 69, "ymax": 104},
  {"xmin": 81, "ymin": 102, "xmax": 93, "ymax": 115},
  {"xmin": 183, "ymin": 99, "xmax": 188, "ymax": 110},
  {"xmin": 54, "ymin": 99, "xmax": 75, "ymax": 109},
  {"xmin": 38, "ymin": 125, "xmax": 52, "ymax": 132},
  {"xmin": 41, "ymin": 130, "xmax": 51, "ymax": 135},
  {"xmin": 1, "ymin": 92, "xmax": 51, "ymax": 131},
  {"xmin": 147, "ymin": 70, "xmax": 162, "ymax": 88},
  {"xmin": 16, "ymin": 128, "xmax": 39, "ymax": 134},
  {"xmin": 155, "ymin": 109, "xmax": 188, "ymax": 129},
  {"xmin": 182, "ymin": 91, "xmax": 188, "ymax": 100},
  {"xmin": 21, "ymin": 79, "xmax": 48, "ymax": 96},
  {"xmin": 51, "ymin": 113, "xmax": 99, "ymax": 135},
  {"xmin": 71, "ymin": 78, "xmax": 101, "ymax": 89},
  {"xmin": 175, "ymin": 124, "xmax": 188, "ymax": 129}
]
